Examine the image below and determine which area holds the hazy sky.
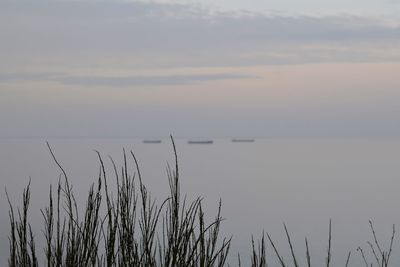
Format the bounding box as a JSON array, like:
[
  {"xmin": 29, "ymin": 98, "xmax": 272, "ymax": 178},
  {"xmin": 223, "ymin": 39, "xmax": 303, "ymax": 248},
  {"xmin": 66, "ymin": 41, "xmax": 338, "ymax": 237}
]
[
  {"xmin": 140, "ymin": 0, "xmax": 400, "ymax": 16},
  {"xmin": 1, "ymin": 0, "xmax": 400, "ymax": 138}
]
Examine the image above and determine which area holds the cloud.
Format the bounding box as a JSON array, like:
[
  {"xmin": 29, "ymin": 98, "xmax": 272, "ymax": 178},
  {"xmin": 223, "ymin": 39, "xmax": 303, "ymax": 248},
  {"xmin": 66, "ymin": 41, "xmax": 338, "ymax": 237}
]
[
  {"xmin": 1, "ymin": 0, "xmax": 400, "ymax": 70},
  {"xmin": 57, "ymin": 73, "xmax": 254, "ymax": 87},
  {"xmin": 0, "ymin": 72, "xmax": 60, "ymax": 83},
  {"xmin": 0, "ymin": 72, "xmax": 255, "ymax": 87}
]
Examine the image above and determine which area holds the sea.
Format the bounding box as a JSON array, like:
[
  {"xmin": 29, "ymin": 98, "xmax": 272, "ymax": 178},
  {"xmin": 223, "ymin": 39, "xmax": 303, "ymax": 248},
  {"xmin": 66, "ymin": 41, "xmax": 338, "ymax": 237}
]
[{"xmin": 1, "ymin": 137, "xmax": 400, "ymax": 266}]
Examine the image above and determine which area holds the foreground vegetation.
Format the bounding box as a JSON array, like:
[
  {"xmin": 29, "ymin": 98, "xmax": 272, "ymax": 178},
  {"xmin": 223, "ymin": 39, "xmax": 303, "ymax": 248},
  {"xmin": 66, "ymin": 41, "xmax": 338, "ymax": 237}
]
[{"xmin": 6, "ymin": 137, "xmax": 396, "ymax": 266}]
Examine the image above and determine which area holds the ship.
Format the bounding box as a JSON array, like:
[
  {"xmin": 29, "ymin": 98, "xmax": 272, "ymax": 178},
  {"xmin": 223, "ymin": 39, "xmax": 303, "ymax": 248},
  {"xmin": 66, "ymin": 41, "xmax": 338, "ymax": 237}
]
[
  {"xmin": 143, "ymin": 140, "xmax": 162, "ymax": 144},
  {"xmin": 232, "ymin": 139, "xmax": 255, "ymax": 143},
  {"xmin": 188, "ymin": 140, "xmax": 214, "ymax": 144}
]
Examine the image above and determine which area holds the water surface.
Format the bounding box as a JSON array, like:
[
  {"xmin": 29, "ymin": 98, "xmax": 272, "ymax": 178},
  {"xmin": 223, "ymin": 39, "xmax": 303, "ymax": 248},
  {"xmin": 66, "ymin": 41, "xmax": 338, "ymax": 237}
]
[{"xmin": 1, "ymin": 138, "xmax": 399, "ymax": 266}]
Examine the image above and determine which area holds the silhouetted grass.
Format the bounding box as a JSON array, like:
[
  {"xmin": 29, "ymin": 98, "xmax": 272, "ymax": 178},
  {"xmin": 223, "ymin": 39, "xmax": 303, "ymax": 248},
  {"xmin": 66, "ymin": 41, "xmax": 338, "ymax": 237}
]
[{"xmin": 6, "ymin": 137, "xmax": 397, "ymax": 266}]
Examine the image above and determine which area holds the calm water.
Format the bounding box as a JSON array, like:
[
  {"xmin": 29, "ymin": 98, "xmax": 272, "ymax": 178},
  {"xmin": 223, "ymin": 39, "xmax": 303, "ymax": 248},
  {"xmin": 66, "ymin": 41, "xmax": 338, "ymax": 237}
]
[{"xmin": 1, "ymin": 138, "xmax": 400, "ymax": 266}]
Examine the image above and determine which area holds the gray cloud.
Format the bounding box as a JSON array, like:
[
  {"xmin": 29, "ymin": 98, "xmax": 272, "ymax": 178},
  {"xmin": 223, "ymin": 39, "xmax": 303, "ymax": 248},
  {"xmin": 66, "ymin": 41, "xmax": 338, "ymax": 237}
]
[
  {"xmin": 57, "ymin": 73, "xmax": 254, "ymax": 87},
  {"xmin": 0, "ymin": 72, "xmax": 63, "ymax": 83},
  {"xmin": 0, "ymin": 72, "xmax": 255, "ymax": 87},
  {"xmin": 1, "ymin": 0, "xmax": 400, "ymax": 70}
]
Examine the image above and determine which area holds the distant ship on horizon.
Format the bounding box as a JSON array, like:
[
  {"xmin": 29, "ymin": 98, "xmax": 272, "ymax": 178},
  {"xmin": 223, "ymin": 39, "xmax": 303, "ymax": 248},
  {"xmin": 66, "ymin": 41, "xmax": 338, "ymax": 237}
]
[
  {"xmin": 188, "ymin": 140, "xmax": 214, "ymax": 144},
  {"xmin": 143, "ymin": 140, "xmax": 162, "ymax": 144},
  {"xmin": 232, "ymin": 138, "xmax": 255, "ymax": 143}
]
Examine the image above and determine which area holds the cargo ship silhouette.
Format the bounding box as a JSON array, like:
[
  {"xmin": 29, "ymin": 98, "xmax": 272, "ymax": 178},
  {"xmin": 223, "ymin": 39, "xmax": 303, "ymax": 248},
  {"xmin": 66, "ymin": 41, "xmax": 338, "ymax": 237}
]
[
  {"xmin": 188, "ymin": 140, "xmax": 213, "ymax": 144},
  {"xmin": 232, "ymin": 139, "xmax": 255, "ymax": 143},
  {"xmin": 143, "ymin": 140, "xmax": 162, "ymax": 144}
]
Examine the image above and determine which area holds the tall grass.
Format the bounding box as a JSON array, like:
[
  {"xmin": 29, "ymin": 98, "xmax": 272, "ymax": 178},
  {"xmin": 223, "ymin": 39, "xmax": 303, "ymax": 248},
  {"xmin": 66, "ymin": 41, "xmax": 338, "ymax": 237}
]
[
  {"xmin": 7, "ymin": 137, "xmax": 230, "ymax": 267},
  {"xmin": 6, "ymin": 137, "xmax": 397, "ymax": 266}
]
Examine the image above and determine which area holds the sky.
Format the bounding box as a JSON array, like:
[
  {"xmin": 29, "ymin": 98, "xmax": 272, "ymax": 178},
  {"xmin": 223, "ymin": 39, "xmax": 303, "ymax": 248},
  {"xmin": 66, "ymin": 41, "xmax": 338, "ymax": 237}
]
[
  {"xmin": 1, "ymin": 0, "xmax": 400, "ymax": 138},
  {"xmin": 144, "ymin": 0, "xmax": 400, "ymax": 16}
]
